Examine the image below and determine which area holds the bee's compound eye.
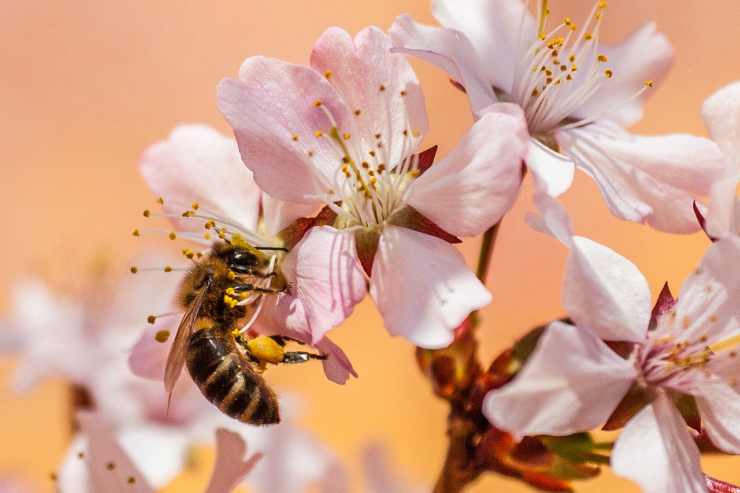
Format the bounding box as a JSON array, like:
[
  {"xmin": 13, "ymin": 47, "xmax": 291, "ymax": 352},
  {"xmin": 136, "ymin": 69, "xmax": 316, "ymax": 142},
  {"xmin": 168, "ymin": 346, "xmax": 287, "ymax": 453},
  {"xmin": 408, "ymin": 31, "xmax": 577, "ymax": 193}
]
[{"xmin": 229, "ymin": 249, "xmax": 258, "ymax": 273}]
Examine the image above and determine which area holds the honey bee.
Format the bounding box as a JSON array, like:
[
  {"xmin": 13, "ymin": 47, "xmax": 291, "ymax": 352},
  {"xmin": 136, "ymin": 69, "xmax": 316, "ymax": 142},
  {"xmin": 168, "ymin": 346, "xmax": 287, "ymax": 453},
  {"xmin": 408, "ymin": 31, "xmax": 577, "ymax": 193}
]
[{"xmin": 164, "ymin": 238, "xmax": 326, "ymax": 425}]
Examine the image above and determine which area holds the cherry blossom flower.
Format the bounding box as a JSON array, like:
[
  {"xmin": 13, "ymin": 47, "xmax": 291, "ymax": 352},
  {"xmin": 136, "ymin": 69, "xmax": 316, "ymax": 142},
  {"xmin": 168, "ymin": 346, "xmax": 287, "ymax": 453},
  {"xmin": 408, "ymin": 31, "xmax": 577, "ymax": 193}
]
[
  {"xmin": 218, "ymin": 26, "xmax": 528, "ymax": 349},
  {"xmin": 136, "ymin": 124, "xmax": 356, "ymax": 384},
  {"xmin": 58, "ymin": 412, "xmax": 261, "ymax": 493},
  {"xmin": 390, "ymin": 0, "xmax": 726, "ymax": 232},
  {"xmin": 484, "ymin": 196, "xmax": 740, "ymax": 492},
  {"xmin": 701, "ymin": 81, "xmax": 740, "ymax": 239}
]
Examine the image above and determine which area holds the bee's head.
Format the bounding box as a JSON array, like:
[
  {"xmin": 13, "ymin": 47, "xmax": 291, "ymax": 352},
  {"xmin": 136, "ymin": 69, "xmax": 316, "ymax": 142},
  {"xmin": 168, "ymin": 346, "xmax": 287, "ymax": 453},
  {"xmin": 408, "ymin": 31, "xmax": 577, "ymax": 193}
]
[{"xmin": 211, "ymin": 242, "xmax": 259, "ymax": 274}]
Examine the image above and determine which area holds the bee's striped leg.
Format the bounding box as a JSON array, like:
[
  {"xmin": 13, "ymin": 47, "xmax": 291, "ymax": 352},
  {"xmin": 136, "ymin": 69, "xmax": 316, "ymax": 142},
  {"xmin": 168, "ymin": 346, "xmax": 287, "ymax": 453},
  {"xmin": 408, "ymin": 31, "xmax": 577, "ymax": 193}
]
[{"xmin": 282, "ymin": 351, "xmax": 328, "ymax": 364}]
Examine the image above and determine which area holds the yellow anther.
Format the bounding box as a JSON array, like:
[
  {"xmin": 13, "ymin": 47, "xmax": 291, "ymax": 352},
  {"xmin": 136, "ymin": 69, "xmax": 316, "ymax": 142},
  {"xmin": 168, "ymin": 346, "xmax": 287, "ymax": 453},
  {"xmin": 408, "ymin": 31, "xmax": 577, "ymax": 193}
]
[
  {"xmin": 377, "ymin": 164, "xmax": 386, "ymax": 173},
  {"xmin": 191, "ymin": 202, "xmax": 199, "ymax": 210},
  {"xmin": 354, "ymin": 109, "xmax": 362, "ymax": 116},
  {"xmin": 361, "ymin": 161, "xmax": 369, "ymax": 168},
  {"xmin": 403, "ymin": 129, "xmax": 409, "ymax": 136},
  {"xmin": 168, "ymin": 232, "xmax": 177, "ymax": 240},
  {"xmin": 203, "ymin": 232, "xmax": 211, "ymax": 240},
  {"xmin": 324, "ymin": 70, "xmax": 332, "ymax": 79},
  {"xmin": 132, "ymin": 229, "xmax": 140, "ymax": 237},
  {"xmin": 223, "ymin": 295, "xmax": 238, "ymax": 309},
  {"xmin": 228, "ymin": 271, "xmax": 236, "ymax": 280},
  {"xmin": 314, "ymin": 130, "xmax": 323, "ymax": 138},
  {"xmin": 182, "ymin": 248, "xmax": 194, "ymax": 259},
  {"xmin": 291, "ymin": 134, "xmax": 299, "ymax": 141},
  {"xmin": 560, "ymin": 65, "xmax": 568, "ymax": 72},
  {"xmin": 400, "ymin": 90, "xmax": 407, "ymax": 96},
  {"xmin": 645, "ymin": 80, "xmax": 655, "ymax": 88},
  {"xmin": 597, "ymin": 54, "xmax": 608, "ymax": 63},
  {"xmin": 409, "ymin": 169, "xmax": 421, "ymax": 177},
  {"xmin": 157, "ymin": 197, "xmax": 165, "ymax": 205},
  {"xmin": 142, "ymin": 209, "xmax": 151, "ymax": 218},
  {"xmin": 307, "ymin": 150, "xmax": 315, "ymax": 157},
  {"xmin": 164, "ymin": 266, "xmax": 173, "ymax": 272},
  {"xmin": 204, "ymin": 220, "xmax": 215, "ymax": 229},
  {"xmin": 531, "ymin": 88, "xmax": 540, "ymax": 97},
  {"xmin": 130, "ymin": 266, "xmax": 138, "ymax": 274},
  {"xmin": 342, "ymin": 132, "xmax": 351, "ymax": 140},
  {"xmin": 585, "ymin": 33, "xmax": 593, "ymax": 41},
  {"xmin": 571, "ymin": 64, "xmax": 578, "ymax": 72},
  {"xmin": 604, "ymin": 69, "xmax": 614, "ymax": 79},
  {"xmin": 566, "ymin": 74, "xmax": 573, "ymax": 81},
  {"xmin": 182, "ymin": 210, "xmax": 193, "ymax": 217},
  {"xmin": 154, "ymin": 330, "xmax": 170, "ymax": 343},
  {"xmin": 369, "ymin": 150, "xmax": 376, "ymax": 157},
  {"xmin": 412, "ymin": 130, "xmax": 421, "ymax": 138},
  {"xmin": 379, "ymin": 84, "xmax": 386, "ymax": 92},
  {"xmin": 710, "ymin": 315, "xmax": 718, "ymax": 323},
  {"xmin": 225, "ymin": 287, "xmax": 236, "ymax": 296},
  {"xmin": 569, "ymin": 55, "xmax": 576, "ymax": 63},
  {"xmin": 314, "ymin": 100, "xmax": 323, "ymax": 107},
  {"xmin": 147, "ymin": 315, "xmax": 157, "ymax": 324}
]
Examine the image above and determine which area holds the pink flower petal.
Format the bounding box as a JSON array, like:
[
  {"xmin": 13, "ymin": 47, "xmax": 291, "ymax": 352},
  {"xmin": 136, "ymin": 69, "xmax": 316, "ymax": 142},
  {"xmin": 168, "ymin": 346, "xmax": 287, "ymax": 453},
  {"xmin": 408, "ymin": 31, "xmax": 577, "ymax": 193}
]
[
  {"xmin": 406, "ymin": 104, "xmax": 527, "ymax": 237},
  {"xmin": 310, "ymin": 26, "xmax": 428, "ymax": 164},
  {"xmin": 218, "ymin": 57, "xmax": 354, "ymax": 203},
  {"xmin": 529, "ymin": 194, "xmax": 652, "ymax": 342},
  {"xmin": 676, "ymin": 237, "xmax": 740, "ymax": 345},
  {"xmin": 702, "ymin": 81, "xmax": 740, "ymax": 167},
  {"xmin": 76, "ymin": 412, "xmax": 155, "ymax": 493},
  {"xmin": 389, "ymin": 14, "xmax": 496, "ymax": 116},
  {"xmin": 431, "ymin": 0, "xmax": 536, "ymax": 93},
  {"xmin": 261, "ymin": 193, "xmax": 319, "ymax": 238},
  {"xmin": 705, "ymin": 173, "xmax": 740, "ymax": 239},
  {"xmin": 255, "ymin": 294, "xmax": 358, "ymax": 385},
  {"xmin": 572, "ymin": 23, "xmax": 673, "ymax": 127},
  {"xmin": 362, "ymin": 443, "xmax": 425, "ymax": 493},
  {"xmin": 559, "ymin": 124, "xmax": 726, "ymax": 233},
  {"xmin": 483, "ymin": 321, "xmax": 636, "ymax": 436},
  {"xmin": 204, "ymin": 429, "xmax": 261, "ymax": 493},
  {"xmin": 128, "ymin": 321, "xmax": 172, "ymax": 381},
  {"xmin": 282, "ymin": 226, "xmax": 367, "ymax": 343},
  {"xmin": 526, "ymin": 139, "xmax": 576, "ymax": 197},
  {"xmin": 696, "ymin": 377, "xmax": 740, "ymax": 455},
  {"xmin": 611, "ymin": 392, "xmax": 706, "ymax": 493},
  {"xmin": 140, "ymin": 125, "xmax": 260, "ymax": 233},
  {"xmin": 369, "ymin": 226, "xmax": 490, "ymax": 349}
]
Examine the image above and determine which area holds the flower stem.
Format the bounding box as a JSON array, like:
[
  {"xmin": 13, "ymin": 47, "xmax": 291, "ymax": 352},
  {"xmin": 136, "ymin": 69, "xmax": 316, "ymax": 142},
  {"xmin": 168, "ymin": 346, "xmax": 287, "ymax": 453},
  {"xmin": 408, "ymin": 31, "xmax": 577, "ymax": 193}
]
[
  {"xmin": 475, "ymin": 222, "xmax": 501, "ymax": 284},
  {"xmin": 428, "ymin": 222, "xmax": 503, "ymax": 493}
]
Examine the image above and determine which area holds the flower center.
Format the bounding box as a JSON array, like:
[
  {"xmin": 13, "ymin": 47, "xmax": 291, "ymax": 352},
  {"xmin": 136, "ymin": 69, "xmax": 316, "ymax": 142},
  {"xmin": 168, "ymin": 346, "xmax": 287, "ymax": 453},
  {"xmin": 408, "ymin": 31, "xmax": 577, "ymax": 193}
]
[
  {"xmin": 311, "ymin": 101, "xmax": 421, "ymax": 230},
  {"xmin": 509, "ymin": 0, "xmax": 652, "ymax": 137},
  {"xmin": 638, "ymin": 307, "xmax": 739, "ymax": 393}
]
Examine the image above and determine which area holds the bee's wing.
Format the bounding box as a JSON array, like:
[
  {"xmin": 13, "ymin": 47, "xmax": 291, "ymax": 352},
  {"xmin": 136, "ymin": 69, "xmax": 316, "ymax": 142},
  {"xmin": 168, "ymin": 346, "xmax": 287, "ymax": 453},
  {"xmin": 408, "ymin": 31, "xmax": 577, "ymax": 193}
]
[{"xmin": 164, "ymin": 282, "xmax": 209, "ymax": 394}]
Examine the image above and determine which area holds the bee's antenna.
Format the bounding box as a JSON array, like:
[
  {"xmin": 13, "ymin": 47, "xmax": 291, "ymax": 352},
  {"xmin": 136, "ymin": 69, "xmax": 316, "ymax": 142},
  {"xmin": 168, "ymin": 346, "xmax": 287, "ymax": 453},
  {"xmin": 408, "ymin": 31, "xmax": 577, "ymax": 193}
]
[{"xmin": 253, "ymin": 246, "xmax": 289, "ymax": 252}]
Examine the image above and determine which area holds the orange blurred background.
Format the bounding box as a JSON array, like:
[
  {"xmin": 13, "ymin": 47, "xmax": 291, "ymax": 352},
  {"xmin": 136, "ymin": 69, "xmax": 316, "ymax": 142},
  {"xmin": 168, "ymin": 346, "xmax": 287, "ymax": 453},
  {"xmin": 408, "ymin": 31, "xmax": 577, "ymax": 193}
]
[{"xmin": 1, "ymin": 0, "xmax": 739, "ymax": 491}]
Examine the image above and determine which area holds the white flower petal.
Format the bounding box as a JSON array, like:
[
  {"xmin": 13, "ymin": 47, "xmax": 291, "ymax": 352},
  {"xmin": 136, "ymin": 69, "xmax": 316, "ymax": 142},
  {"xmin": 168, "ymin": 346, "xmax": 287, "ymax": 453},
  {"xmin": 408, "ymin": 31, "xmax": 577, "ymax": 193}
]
[
  {"xmin": 696, "ymin": 377, "xmax": 740, "ymax": 454},
  {"xmin": 526, "ymin": 139, "xmax": 575, "ymax": 197},
  {"xmin": 483, "ymin": 321, "xmax": 636, "ymax": 436},
  {"xmin": 204, "ymin": 429, "xmax": 261, "ymax": 493},
  {"xmin": 572, "ymin": 23, "xmax": 673, "ymax": 127},
  {"xmin": 560, "ymin": 124, "xmax": 726, "ymax": 233},
  {"xmin": 702, "ymin": 80, "xmax": 740, "ymax": 167},
  {"xmin": 406, "ymin": 104, "xmax": 527, "ymax": 237},
  {"xmin": 139, "ymin": 125, "xmax": 261, "ymax": 233},
  {"xmin": 370, "ymin": 226, "xmax": 490, "ymax": 349},
  {"xmin": 431, "ymin": 0, "xmax": 536, "ymax": 93},
  {"xmin": 611, "ymin": 392, "xmax": 707, "ymax": 493},
  {"xmin": 389, "ymin": 14, "xmax": 496, "ymax": 116},
  {"xmin": 528, "ymin": 194, "xmax": 652, "ymax": 342}
]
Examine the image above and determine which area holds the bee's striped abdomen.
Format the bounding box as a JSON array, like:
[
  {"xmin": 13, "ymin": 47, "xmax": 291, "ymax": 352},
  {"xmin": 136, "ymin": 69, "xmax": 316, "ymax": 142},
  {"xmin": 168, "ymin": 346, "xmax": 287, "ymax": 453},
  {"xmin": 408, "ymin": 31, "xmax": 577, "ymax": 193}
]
[{"xmin": 186, "ymin": 326, "xmax": 280, "ymax": 425}]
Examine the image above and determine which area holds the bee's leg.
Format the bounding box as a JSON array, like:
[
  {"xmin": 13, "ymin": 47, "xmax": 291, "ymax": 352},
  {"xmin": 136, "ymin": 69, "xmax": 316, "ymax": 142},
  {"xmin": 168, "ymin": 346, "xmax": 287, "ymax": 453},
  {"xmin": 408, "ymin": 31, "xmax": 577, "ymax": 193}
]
[
  {"xmin": 232, "ymin": 283, "xmax": 285, "ymax": 294},
  {"xmin": 269, "ymin": 336, "xmax": 287, "ymax": 347},
  {"xmin": 281, "ymin": 351, "xmax": 328, "ymax": 364},
  {"xmin": 237, "ymin": 269, "xmax": 278, "ymax": 279}
]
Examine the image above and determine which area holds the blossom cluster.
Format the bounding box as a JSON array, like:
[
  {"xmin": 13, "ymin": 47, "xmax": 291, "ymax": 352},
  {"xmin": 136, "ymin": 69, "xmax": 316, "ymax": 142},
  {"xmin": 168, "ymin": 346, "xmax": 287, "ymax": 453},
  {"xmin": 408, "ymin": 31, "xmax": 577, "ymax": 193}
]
[{"xmin": 1, "ymin": 0, "xmax": 738, "ymax": 492}]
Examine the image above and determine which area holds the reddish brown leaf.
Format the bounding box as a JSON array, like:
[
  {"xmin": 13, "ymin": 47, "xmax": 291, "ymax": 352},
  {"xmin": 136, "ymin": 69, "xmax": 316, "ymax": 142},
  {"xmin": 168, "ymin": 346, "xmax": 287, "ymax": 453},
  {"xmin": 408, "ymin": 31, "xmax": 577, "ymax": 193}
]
[
  {"xmin": 649, "ymin": 282, "xmax": 676, "ymax": 331},
  {"xmin": 354, "ymin": 228, "xmax": 380, "ymax": 277},
  {"xmin": 416, "ymin": 145, "xmax": 438, "ymax": 174},
  {"xmin": 389, "ymin": 206, "xmax": 461, "ymax": 244},
  {"xmin": 277, "ymin": 206, "xmax": 337, "ymax": 249},
  {"xmin": 603, "ymin": 385, "xmax": 653, "ymax": 431}
]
